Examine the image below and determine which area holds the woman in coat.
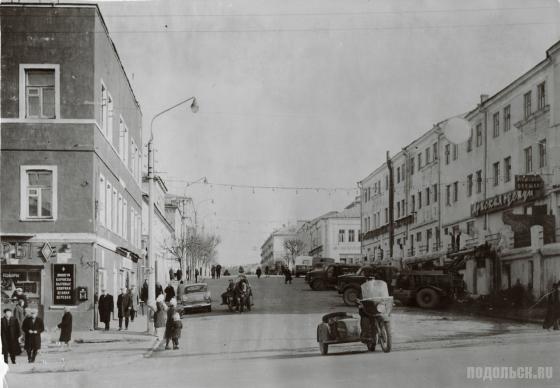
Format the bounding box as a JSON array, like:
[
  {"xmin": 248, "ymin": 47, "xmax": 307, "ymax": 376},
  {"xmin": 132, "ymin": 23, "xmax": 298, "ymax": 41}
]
[
  {"xmin": 2, "ymin": 309, "xmax": 21, "ymax": 364},
  {"xmin": 164, "ymin": 298, "xmax": 177, "ymax": 349},
  {"xmin": 14, "ymin": 299, "xmax": 25, "ymax": 329},
  {"xmin": 57, "ymin": 307, "xmax": 73, "ymax": 347},
  {"xmin": 21, "ymin": 309, "xmax": 44, "ymax": 363},
  {"xmin": 153, "ymin": 294, "xmax": 168, "ymax": 341}
]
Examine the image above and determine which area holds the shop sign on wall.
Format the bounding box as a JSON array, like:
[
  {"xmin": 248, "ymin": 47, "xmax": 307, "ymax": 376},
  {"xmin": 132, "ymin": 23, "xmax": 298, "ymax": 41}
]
[{"xmin": 53, "ymin": 264, "xmax": 75, "ymax": 305}]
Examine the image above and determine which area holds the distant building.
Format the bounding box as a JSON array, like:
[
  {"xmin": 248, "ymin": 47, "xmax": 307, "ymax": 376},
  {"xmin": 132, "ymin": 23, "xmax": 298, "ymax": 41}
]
[
  {"xmin": 0, "ymin": 3, "xmax": 143, "ymax": 329},
  {"xmin": 297, "ymin": 201, "xmax": 362, "ymax": 264},
  {"xmin": 260, "ymin": 225, "xmax": 298, "ymax": 268}
]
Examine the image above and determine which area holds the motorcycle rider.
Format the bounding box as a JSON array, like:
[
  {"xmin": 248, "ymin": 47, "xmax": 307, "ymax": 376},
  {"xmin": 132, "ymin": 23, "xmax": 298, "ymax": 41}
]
[{"xmin": 221, "ymin": 280, "xmax": 235, "ymax": 305}]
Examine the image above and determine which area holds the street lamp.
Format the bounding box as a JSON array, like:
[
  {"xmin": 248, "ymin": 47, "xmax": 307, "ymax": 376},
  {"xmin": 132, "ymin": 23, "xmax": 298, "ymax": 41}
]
[{"xmin": 147, "ymin": 96, "xmax": 198, "ymax": 333}]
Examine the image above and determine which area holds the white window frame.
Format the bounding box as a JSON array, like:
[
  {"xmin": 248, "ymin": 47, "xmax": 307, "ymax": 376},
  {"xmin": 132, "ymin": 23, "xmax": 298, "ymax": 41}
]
[
  {"xmin": 117, "ymin": 194, "xmax": 123, "ymax": 236},
  {"xmin": 106, "ymin": 182, "xmax": 113, "ymax": 230},
  {"xmin": 98, "ymin": 174, "xmax": 106, "ymax": 227},
  {"xmin": 20, "ymin": 165, "xmax": 58, "ymax": 221},
  {"xmin": 123, "ymin": 200, "xmax": 128, "ymax": 241},
  {"xmin": 112, "ymin": 188, "xmax": 118, "ymax": 232},
  {"xmin": 19, "ymin": 64, "xmax": 60, "ymax": 120}
]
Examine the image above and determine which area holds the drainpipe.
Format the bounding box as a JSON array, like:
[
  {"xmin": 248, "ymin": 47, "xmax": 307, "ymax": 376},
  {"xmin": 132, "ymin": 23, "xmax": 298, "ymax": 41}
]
[
  {"xmin": 358, "ymin": 181, "xmax": 363, "ymax": 261},
  {"xmin": 436, "ymin": 128, "xmax": 444, "ymax": 265}
]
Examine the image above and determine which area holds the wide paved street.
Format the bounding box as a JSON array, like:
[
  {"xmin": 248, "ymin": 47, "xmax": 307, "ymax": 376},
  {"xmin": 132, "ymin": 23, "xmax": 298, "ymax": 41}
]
[{"xmin": 8, "ymin": 276, "xmax": 560, "ymax": 388}]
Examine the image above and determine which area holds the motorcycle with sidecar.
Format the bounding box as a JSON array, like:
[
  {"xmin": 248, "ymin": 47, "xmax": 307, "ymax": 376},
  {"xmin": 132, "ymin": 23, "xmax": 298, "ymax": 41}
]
[{"xmin": 316, "ymin": 279, "xmax": 393, "ymax": 355}]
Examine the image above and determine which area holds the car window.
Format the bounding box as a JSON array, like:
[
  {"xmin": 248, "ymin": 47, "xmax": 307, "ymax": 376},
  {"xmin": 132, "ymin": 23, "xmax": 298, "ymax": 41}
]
[
  {"xmin": 341, "ymin": 266, "xmax": 358, "ymax": 274},
  {"xmin": 185, "ymin": 285, "xmax": 206, "ymax": 293}
]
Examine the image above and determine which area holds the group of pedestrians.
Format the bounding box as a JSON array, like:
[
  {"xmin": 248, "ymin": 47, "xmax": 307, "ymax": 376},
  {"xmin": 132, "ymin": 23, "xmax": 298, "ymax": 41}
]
[
  {"xmin": 97, "ymin": 286, "xmax": 140, "ymax": 331},
  {"xmin": 151, "ymin": 295, "xmax": 182, "ymax": 350},
  {"xmin": 210, "ymin": 264, "xmax": 222, "ymax": 279},
  {"xmin": 2, "ymin": 290, "xmax": 71, "ymax": 364}
]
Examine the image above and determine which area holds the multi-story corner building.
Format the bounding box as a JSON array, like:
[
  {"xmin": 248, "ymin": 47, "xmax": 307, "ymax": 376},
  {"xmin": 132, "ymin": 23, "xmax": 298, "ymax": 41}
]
[
  {"xmin": 297, "ymin": 201, "xmax": 361, "ymax": 264},
  {"xmin": 0, "ymin": 3, "xmax": 143, "ymax": 329},
  {"xmin": 260, "ymin": 225, "xmax": 298, "ymax": 268}
]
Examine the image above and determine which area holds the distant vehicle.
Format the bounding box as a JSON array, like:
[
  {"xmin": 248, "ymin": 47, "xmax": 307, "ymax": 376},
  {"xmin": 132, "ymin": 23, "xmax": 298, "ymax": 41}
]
[
  {"xmin": 305, "ymin": 263, "xmax": 361, "ymax": 290},
  {"xmin": 311, "ymin": 257, "xmax": 335, "ymax": 270},
  {"xmin": 178, "ymin": 283, "xmax": 212, "ymax": 314},
  {"xmin": 294, "ymin": 255, "xmax": 313, "ymax": 277},
  {"xmin": 392, "ymin": 270, "xmax": 465, "ymax": 309}
]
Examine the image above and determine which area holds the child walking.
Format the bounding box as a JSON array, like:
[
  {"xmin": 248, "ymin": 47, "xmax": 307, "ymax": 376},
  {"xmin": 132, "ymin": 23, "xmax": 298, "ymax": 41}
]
[{"xmin": 171, "ymin": 312, "xmax": 183, "ymax": 350}]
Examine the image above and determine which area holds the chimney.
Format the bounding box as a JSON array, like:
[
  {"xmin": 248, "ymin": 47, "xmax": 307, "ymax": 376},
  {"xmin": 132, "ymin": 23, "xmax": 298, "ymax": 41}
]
[{"xmin": 480, "ymin": 94, "xmax": 489, "ymax": 104}]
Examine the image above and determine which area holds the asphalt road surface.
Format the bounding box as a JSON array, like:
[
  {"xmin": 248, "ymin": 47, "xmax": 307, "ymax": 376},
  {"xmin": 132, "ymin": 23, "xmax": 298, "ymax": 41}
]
[{"xmin": 8, "ymin": 276, "xmax": 560, "ymax": 388}]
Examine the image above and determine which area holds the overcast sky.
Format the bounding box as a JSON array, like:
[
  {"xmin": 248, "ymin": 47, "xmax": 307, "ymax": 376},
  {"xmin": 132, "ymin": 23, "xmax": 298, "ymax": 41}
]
[{"xmin": 96, "ymin": 0, "xmax": 559, "ymax": 266}]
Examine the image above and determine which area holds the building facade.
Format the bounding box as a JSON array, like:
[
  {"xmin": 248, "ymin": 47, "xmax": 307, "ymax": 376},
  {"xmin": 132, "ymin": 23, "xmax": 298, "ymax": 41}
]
[
  {"xmin": 260, "ymin": 225, "xmax": 298, "ymax": 268},
  {"xmin": 0, "ymin": 3, "xmax": 143, "ymax": 330},
  {"xmin": 297, "ymin": 201, "xmax": 361, "ymax": 263}
]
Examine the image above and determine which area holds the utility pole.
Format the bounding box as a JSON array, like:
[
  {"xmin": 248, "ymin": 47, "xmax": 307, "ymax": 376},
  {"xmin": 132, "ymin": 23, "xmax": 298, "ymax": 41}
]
[
  {"xmin": 146, "ymin": 140, "xmax": 156, "ymax": 333},
  {"xmin": 387, "ymin": 151, "xmax": 395, "ymax": 259}
]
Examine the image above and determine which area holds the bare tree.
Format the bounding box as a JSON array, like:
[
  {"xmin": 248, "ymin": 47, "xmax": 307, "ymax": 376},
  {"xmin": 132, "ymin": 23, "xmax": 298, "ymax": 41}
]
[{"xmin": 283, "ymin": 239, "xmax": 304, "ymax": 268}]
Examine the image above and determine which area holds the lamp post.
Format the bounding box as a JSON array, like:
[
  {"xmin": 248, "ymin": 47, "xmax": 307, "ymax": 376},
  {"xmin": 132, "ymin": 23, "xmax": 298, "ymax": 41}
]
[{"xmin": 147, "ymin": 96, "xmax": 198, "ymax": 333}]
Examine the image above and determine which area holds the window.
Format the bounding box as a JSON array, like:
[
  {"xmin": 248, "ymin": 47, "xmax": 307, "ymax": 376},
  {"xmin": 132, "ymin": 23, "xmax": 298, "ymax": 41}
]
[
  {"xmin": 338, "ymin": 229, "xmax": 345, "ymax": 243},
  {"xmin": 425, "ymin": 147, "xmax": 430, "ymax": 164},
  {"xmin": 119, "ymin": 118, "xmax": 129, "ymax": 163},
  {"xmin": 384, "ymin": 208, "xmax": 388, "ymax": 224},
  {"xmin": 385, "ymin": 175, "xmax": 388, "ymax": 191},
  {"xmin": 416, "ymin": 232, "xmax": 422, "ymax": 242},
  {"xmin": 524, "ymin": 146, "xmax": 533, "ymax": 173},
  {"xmin": 504, "ymin": 105, "xmax": 511, "ymax": 132},
  {"xmin": 452, "ymin": 144, "xmax": 458, "ymax": 161},
  {"xmin": 123, "ymin": 200, "xmax": 128, "ymax": 240},
  {"xmin": 493, "ymin": 112, "xmax": 499, "ymax": 138},
  {"xmin": 445, "ymin": 144, "xmax": 450, "ymax": 165},
  {"xmin": 397, "ymin": 167, "xmax": 401, "ymax": 183},
  {"xmin": 467, "ymin": 129, "xmax": 473, "ymax": 152},
  {"xmin": 20, "ymin": 166, "xmax": 57, "ymax": 220},
  {"xmin": 411, "ymin": 194, "xmax": 416, "ymax": 212},
  {"xmin": 112, "ymin": 188, "xmax": 118, "ymax": 232},
  {"xmin": 136, "ymin": 213, "xmax": 142, "ymax": 248},
  {"xmin": 98, "ymin": 175, "xmax": 106, "ymax": 226},
  {"xmin": 476, "ymin": 170, "xmax": 482, "ymax": 193},
  {"xmin": 401, "ymin": 199, "xmax": 405, "ymax": 215},
  {"xmin": 426, "ymin": 187, "xmax": 430, "ymax": 206},
  {"xmin": 467, "ymin": 221, "xmax": 474, "ymax": 235},
  {"xmin": 453, "ymin": 182, "xmax": 458, "ymax": 202},
  {"xmin": 539, "ymin": 139, "xmax": 547, "ymax": 168},
  {"xmin": 117, "ymin": 194, "xmax": 123, "ymax": 236},
  {"xmin": 537, "ymin": 82, "xmax": 546, "ymax": 110},
  {"xmin": 524, "ymin": 91, "xmax": 532, "ymax": 119},
  {"xmin": 433, "ymin": 143, "xmax": 438, "ymax": 160},
  {"xmin": 418, "ymin": 191, "xmax": 422, "ymax": 209},
  {"xmin": 493, "ymin": 162, "xmax": 500, "ymax": 186},
  {"xmin": 418, "ymin": 153, "xmax": 422, "ymax": 169},
  {"xmin": 410, "ymin": 157, "xmax": 415, "ymax": 175},
  {"xmin": 446, "ymin": 185, "xmax": 451, "ymax": 206},
  {"xmin": 467, "ymin": 174, "xmax": 473, "ymax": 197},
  {"xmin": 349, "ymin": 230, "xmax": 355, "ymax": 242},
  {"xmin": 476, "ymin": 124, "xmax": 483, "ymax": 147},
  {"xmin": 22, "ymin": 66, "xmax": 58, "ymax": 119},
  {"xmin": 397, "ymin": 202, "xmax": 401, "ymax": 218},
  {"xmin": 106, "ymin": 182, "xmax": 113, "ymax": 230},
  {"xmin": 504, "ymin": 157, "xmax": 512, "ymax": 182},
  {"xmin": 433, "ymin": 184, "xmax": 437, "ymax": 203}
]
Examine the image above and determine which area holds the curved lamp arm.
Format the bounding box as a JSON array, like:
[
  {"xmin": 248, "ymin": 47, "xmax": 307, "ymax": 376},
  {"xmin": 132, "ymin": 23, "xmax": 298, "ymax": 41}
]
[{"xmin": 149, "ymin": 96, "xmax": 198, "ymax": 142}]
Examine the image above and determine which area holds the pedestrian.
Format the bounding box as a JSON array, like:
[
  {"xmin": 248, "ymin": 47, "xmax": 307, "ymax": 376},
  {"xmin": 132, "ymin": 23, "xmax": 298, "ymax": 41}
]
[
  {"xmin": 1, "ymin": 308, "xmax": 21, "ymax": 364},
  {"xmin": 265, "ymin": 266, "xmax": 270, "ymax": 277},
  {"xmin": 57, "ymin": 306, "xmax": 72, "ymax": 348},
  {"xmin": 164, "ymin": 282, "xmax": 176, "ymax": 303},
  {"xmin": 98, "ymin": 289, "xmax": 114, "ymax": 330},
  {"xmin": 11, "ymin": 288, "xmax": 27, "ymax": 308},
  {"xmin": 155, "ymin": 282, "xmax": 164, "ymax": 298},
  {"xmin": 256, "ymin": 267, "xmax": 262, "ymax": 279},
  {"xmin": 14, "ymin": 298, "xmax": 25, "ymax": 329},
  {"xmin": 117, "ymin": 287, "xmax": 132, "ymax": 330},
  {"xmin": 211, "ymin": 265, "xmax": 216, "ymax": 279},
  {"xmin": 176, "ymin": 268, "xmax": 183, "ymax": 281},
  {"xmin": 284, "ymin": 267, "xmax": 292, "ymax": 285},
  {"xmin": 176, "ymin": 281, "xmax": 184, "ymax": 302},
  {"xmin": 195, "ymin": 268, "xmax": 199, "ymax": 283},
  {"xmin": 511, "ymin": 278, "xmax": 525, "ymax": 307},
  {"xmin": 164, "ymin": 298, "xmax": 177, "ymax": 350},
  {"xmin": 21, "ymin": 309, "xmax": 44, "ymax": 363},
  {"xmin": 141, "ymin": 280, "xmax": 149, "ymax": 315},
  {"xmin": 153, "ymin": 294, "xmax": 168, "ymax": 341},
  {"xmin": 169, "ymin": 268, "xmax": 175, "ymax": 281},
  {"xmin": 543, "ymin": 282, "xmax": 560, "ymax": 331},
  {"xmin": 130, "ymin": 285, "xmax": 139, "ymax": 322},
  {"xmin": 170, "ymin": 312, "xmax": 182, "ymax": 350},
  {"xmin": 216, "ymin": 264, "xmax": 222, "ymax": 279}
]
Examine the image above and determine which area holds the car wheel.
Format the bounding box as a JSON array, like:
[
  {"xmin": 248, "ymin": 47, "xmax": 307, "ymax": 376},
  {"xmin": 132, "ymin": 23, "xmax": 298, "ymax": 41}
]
[
  {"xmin": 319, "ymin": 341, "xmax": 328, "ymax": 355},
  {"xmin": 312, "ymin": 279, "xmax": 325, "ymax": 291},
  {"xmin": 415, "ymin": 288, "xmax": 440, "ymax": 309},
  {"xmin": 343, "ymin": 287, "xmax": 360, "ymax": 306}
]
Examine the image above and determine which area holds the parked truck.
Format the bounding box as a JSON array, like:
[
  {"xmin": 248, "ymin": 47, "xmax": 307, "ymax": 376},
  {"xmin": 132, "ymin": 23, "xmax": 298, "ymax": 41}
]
[{"xmin": 305, "ymin": 263, "xmax": 361, "ymax": 290}]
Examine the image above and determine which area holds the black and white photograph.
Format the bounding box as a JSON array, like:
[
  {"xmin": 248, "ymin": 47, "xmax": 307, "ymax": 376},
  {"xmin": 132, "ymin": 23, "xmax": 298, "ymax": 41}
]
[{"xmin": 1, "ymin": 0, "xmax": 560, "ymax": 387}]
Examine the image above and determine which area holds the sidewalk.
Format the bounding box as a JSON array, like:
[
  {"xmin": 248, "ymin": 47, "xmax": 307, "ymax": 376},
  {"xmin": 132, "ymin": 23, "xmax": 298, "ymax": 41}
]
[
  {"xmin": 7, "ymin": 313, "xmax": 157, "ymax": 374},
  {"xmin": 451, "ymin": 301, "xmax": 546, "ymax": 325}
]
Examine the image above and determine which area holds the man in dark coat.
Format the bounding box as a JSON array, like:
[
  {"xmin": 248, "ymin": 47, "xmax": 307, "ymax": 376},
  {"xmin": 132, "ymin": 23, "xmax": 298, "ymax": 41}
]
[
  {"xmin": 57, "ymin": 307, "xmax": 73, "ymax": 347},
  {"xmin": 195, "ymin": 268, "xmax": 199, "ymax": 283},
  {"xmin": 155, "ymin": 282, "xmax": 164, "ymax": 298},
  {"xmin": 176, "ymin": 268, "xmax": 183, "ymax": 281},
  {"xmin": 1, "ymin": 309, "xmax": 21, "ymax": 364},
  {"xmin": 21, "ymin": 309, "xmax": 44, "ymax": 363},
  {"xmin": 216, "ymin": 264, "xmax": 222, "ymax": 279},
  {"xmin": 98, "ymin": 289, "xmax": 114, "ymax": 331},
  {"xmin": 164, "ymin": 299, "xmax": 177, "ymax": 350},
  {"xmin": 543, "ymin": 282, "xmax": 560, "ymax": 330},
  {"xmin": 117, "ymin": 288, "xmax": 132, "ymax": 330},
  {"xmin": 164, "ymin": 283, "xmax": 176, "ymax": 303},
  {"xmin": 169, "ymin": 268, "xmax": 175, "ymax": 281}
]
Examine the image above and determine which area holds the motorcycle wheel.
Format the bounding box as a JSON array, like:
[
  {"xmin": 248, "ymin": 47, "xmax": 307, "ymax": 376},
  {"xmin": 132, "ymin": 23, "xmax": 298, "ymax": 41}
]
[
  {"xmin": 378, "ymin": 321, "xmax": 392, "ymax": 353},
  {"xmin": 319, "ymin": 341, "xmax": 329, "ymax": 355},
  {"xmin": 343, "ymin": 287, "xmax": 360, "ymax": 306}
]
